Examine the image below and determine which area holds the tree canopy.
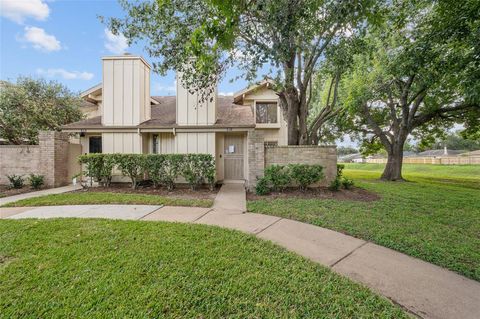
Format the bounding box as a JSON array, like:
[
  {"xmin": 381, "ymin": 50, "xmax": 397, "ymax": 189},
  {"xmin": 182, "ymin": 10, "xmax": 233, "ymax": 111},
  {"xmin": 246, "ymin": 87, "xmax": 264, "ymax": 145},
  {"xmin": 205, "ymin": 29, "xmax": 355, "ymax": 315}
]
[
  {"xmin": 338, "ymin": 0, "xmax": 480, "ymax": 180},
  {"xmin": 105, "ymin": 0, "xmax": 377, "ymax": 145},
  {"xmin": 0, "ymin": 77, "xmax": 83, "ymax": 145}
]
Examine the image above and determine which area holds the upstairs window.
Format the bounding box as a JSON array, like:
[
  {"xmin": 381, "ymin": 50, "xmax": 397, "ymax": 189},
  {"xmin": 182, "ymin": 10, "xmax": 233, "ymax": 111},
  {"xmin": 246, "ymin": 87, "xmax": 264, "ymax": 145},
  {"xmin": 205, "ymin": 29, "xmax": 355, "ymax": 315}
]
[
  {"xmin": 256, "ymin": 102, "xmax": 278, "ymax": 124},
  {"xmin": 89, "ymin": 136, "xmax": 102, "ymax": 153}
]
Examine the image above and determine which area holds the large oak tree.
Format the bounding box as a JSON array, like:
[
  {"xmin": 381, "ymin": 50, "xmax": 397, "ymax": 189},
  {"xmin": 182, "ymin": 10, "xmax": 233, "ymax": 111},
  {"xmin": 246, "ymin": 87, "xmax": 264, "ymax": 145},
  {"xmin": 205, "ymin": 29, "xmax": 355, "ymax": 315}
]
[
  {"xmin": 340, "ymin": 0, "xmax": 480, "ymax": 180},
  {"xmin": 0, "ymin": 77, "xmax": 83, "ymax": 145},
  {"xmin": 105, "ymin": 0, "xmax": 376, "ymax": 145}
]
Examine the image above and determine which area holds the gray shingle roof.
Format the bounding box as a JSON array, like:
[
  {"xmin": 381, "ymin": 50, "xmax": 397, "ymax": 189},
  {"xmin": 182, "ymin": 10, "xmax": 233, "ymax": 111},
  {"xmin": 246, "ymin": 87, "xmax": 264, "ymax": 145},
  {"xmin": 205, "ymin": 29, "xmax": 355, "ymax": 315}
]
[{"xmin": 63, "ymin": 95, "xmax": 255, "ymax": 129}]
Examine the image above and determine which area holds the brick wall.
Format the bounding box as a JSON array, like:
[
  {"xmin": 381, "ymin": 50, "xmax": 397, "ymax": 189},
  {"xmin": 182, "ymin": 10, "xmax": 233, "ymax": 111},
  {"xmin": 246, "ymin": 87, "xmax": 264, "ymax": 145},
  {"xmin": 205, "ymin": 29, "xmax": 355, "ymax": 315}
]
[
  {"xmin": 246, "ymin": 131, "xmax": 337, "ymax": 189},
  {"xmin": 0, "ymin": 145, "xmax": 41, "ymax": 185},
  {"xmin": 265, "ymin": 145, "xmax": 337, "ymax": 187},
  {"xmin": 247, "ymin": 130, "xmax": 265, "ymax": 189},
  {"xmin": 0, "ymin": 131, "xmax": 72, "ymax": 187}
]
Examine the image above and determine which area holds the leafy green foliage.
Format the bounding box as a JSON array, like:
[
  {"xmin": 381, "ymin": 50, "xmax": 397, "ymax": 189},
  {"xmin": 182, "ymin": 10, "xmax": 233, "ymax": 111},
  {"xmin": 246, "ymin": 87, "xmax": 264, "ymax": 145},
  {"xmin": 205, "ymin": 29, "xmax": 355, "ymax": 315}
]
[
  {"xmin": 182, "ymin": 154, "xmax": 216, "ymax": 191},
  {"xmin": 105, "ymin": 0, "xmax": 379, "ymax": 145},
  {"xmin": 339, "ymin": 0, "xmax": 480, "ymax": 179},
  {"xmin": 341, "ymin": 177, "xmax": 354, "ymax": 189},
  {"xmin": 158, "ymin": 154, "xmax": 184, "ymax": 191},
  {"xmin": 28, "ymin": 174, "xmax": 44, "ymax": 190},
  {"xmin": 336, "ymin": 164, "xmax": 345, "ymax": 178},
  {"xmin": 143, "ymin": 154, "xmax": 164, "ymax": 188},
  {"xmin": 78, "ymin": 153, "xmax": 215, "ymax": 191},
  {"xmin": 328, "ymin": 177, "xmax": 342, "ymax": 191},
  {"xmin": 255, "ymin": 177, "xmax": 270, "ymax": 196},
  {"xmin": 0, "ymin": 77, "xmax": 83, "ymax": 144},
  {"xmin": 288, "ymin": 164, "xmax": 324, "ymax": 191},
  {"xmin": 78, "ymin": 154, "xmax": 106, "ymax": 187},
  {"xmin": 264, "ymin": 165, "xmax": 291, "ymax": 192},
  {"xmin": 6, "ymin": 174, "xmax": 24, "ymax": 189},
  {"xmin": 113, "ymin": 154, "xmax": 146, "ymax": 189}
]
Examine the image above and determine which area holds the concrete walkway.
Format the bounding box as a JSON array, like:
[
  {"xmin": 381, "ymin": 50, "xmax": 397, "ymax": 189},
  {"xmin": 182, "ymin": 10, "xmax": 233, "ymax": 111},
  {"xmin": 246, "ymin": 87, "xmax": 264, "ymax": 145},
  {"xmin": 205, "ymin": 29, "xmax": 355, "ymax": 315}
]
[
  {"xmin": 1, "ymin": 184, "xmax": 479, "ymax": 319},
  {"xmin": 0, "ymin": 184, "xmax": 82, "ymax": 206},
  {"xmin": 212, "ymin": 183, "xmax": 246, "ymax": 213}
]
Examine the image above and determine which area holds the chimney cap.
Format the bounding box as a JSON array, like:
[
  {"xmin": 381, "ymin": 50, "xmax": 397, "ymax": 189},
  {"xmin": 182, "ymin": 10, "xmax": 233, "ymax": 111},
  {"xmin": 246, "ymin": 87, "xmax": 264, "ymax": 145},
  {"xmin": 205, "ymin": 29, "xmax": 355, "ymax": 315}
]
[{"xmin": 101, "ymin": 55, "xmax": 151, "ymax": 69}]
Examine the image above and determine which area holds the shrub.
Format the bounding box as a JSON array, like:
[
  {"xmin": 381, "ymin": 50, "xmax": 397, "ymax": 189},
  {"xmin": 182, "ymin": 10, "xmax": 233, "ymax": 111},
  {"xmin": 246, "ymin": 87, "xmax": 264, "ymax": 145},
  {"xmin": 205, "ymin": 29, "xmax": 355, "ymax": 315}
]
[
  {"xmin": 78, "ymin": 154, "xmax": 116, "ymax": 187},
  {"xmin": 182, "ymin": 154, "xmax": 215, "ymax": 191},
  {"xmin": 336, "ymin": 164, "xmax": 345, "ymax": 178},
  {"xmin": 101, "ymin": 155, "xmax": 116, "ymax": 187},
  {"xmin": 78, "ymin": 154, "xmax": 104, "ymax": 186},
  {"xmin": 264, "ymin": 165, "xmax": 291, "ymax": 192},
  {"xmin": 160, "ymin": 154, "xmax": 183, "ymax": 191},
  {"xmin": 289, "ymin": 164, "xmax": 324, "ymax": 191},
  {"xmin": 28, "ymin": 174, "xmax": 44, "ymax": 189},
  {"xmin": 255, "ymin": 177, "xmax": 270, "ymax": 195},
  {"xmin": 143, "ymin": 154, "xmax": 165, "ymax": 188},
  {"xmin": 329, "ymin": 177, "xmax": 342, "ymax": 191},
  {"xmin": 114, "ymin": 154, "xmax": 146, "ymax": 189},
  {"xmin": 6, "ymin": 174, "xmax": 24, "ymax": 189},
  {"xmin": 342, "ymin": 177, "xmax": 354, "ymax": 189}
]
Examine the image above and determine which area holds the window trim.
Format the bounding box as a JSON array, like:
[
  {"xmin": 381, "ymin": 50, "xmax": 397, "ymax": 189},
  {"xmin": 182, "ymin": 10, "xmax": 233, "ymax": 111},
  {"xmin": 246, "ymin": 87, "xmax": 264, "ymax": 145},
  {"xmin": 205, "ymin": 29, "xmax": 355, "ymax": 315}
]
[
  {"xmin": 88, "ymin": 135, "xmax": 102, "ymax": 154},
  {"xmin": 254, "ymin": 100, "xmax": 280, "ymax": 128},
  {"xmin": 152, "ymin": 133, "xmax": 159, "ymax": 154}
]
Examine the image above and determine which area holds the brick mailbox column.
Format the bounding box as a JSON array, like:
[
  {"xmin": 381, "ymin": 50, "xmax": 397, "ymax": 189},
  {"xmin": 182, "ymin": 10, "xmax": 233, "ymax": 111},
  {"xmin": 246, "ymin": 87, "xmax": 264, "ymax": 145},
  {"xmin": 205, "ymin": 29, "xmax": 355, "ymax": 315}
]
[{"xmin": 38, "ymin": 131, "xmax": 70, "ymax": 187}]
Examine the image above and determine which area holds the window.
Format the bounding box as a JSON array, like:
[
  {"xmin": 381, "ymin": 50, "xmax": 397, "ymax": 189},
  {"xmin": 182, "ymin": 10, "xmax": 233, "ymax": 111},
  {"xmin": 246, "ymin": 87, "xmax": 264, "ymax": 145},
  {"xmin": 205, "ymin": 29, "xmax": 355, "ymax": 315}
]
[
  {"xmin": 89, "ymin": 136, "xmax": 102, "ymax": 153},
  {"xmin": 256, "ymin": 102, "xmax": 278, "ymax": 124},
  {"xmin": 152, "ymin": 134, "xmax": 158, "ymax": 154}
]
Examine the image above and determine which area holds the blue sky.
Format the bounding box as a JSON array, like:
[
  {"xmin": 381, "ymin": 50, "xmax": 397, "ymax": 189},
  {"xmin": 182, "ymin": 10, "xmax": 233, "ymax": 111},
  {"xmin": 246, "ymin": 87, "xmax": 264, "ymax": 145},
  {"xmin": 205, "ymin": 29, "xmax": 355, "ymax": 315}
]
[{"xmin": 0, "ymin": 0, "xmax": 248, "ymax": 96}]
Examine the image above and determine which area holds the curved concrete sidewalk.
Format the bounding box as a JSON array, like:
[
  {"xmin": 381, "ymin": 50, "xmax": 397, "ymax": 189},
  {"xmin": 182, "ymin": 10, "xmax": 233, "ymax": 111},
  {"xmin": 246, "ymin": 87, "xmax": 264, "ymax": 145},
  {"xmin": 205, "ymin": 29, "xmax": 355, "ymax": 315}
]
[
  {"xmin": 0, "ymin": 184, "xmax": 82, "ymax": 206},
  {"xmin": 1, "ymin": 183, "xmax": 479, "ymax": 319}
]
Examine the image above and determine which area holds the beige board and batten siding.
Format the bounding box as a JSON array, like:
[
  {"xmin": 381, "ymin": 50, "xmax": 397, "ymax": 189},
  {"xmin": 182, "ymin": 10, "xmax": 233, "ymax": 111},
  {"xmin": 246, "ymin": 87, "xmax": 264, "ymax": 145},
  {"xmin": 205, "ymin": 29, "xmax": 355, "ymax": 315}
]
[
  {"xmin": 176, "ymin": 72, "xmax": 217, "ymax": 125},
  {"xmin": 175, "ymin": 132, "xmax": 215, "ymax": 155},
  {"xmin": 102, "ymin": 56, "xmax": 151, "ymax": 126}
]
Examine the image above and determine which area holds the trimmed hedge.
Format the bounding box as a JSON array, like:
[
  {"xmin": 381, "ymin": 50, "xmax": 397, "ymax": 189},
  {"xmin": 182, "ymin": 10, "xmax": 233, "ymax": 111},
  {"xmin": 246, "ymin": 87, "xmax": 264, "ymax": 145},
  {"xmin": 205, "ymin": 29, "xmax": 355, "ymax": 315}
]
[
  {"xmin": 255, "ymin": 164, "xmax": 324, "ymax": 195},
  {"xmin": 78, "ymin": 153, "xmax": 215, "ymax": 190}
]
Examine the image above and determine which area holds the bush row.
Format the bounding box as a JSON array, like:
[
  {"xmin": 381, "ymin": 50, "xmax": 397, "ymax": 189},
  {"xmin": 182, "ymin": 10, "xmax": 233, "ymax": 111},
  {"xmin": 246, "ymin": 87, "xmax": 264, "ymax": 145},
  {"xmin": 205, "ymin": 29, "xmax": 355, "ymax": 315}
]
[
  {"xmin": 5, "ymin": 174, "xmax": 44, "ymax": 190},
  {"xmin": 255, "ymin": 164, "xmax": 324, "ymax": 195},
  {"xmin": 78, "ymin": 153, "xmax": 215, "ymax": 190}
]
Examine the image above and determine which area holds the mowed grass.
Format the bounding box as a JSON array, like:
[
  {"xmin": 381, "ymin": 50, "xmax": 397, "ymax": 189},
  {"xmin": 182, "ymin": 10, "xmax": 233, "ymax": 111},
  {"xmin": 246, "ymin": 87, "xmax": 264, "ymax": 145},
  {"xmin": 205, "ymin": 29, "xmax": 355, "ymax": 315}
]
[
  {"xmin": 248, "ymin": 164, "xmax": 480, "ymax": 281},
  {"xmin": 1, "ymin": 192, "xmax": 213, "ymax": 208},
  {"xmin": 0, "ymin": 219, "xmax": 406, "ymax": 318}
]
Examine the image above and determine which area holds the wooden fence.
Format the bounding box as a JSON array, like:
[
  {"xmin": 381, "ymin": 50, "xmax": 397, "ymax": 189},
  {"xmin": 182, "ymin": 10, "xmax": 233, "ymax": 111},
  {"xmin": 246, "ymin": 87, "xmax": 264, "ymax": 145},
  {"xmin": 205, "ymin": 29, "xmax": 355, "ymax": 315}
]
[{"xmin": 366, "ymin": 156, "xmax": 480, "ymax": 165}]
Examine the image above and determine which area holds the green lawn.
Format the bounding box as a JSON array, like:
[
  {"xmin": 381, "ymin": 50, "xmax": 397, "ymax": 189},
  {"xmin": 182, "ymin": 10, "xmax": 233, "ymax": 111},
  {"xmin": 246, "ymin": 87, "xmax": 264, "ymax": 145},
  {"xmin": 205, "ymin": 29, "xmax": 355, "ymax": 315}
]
[
  {"xmin": 0, "ymin": 219, "xmax": 406, "ymax": 318},
  {"xmin": 248, "ymin": 164, "xmax": 480, "ymax": 281},
  {"xmin": 1, "ymin": 192, "xmax": 213, "ymax": 208}
]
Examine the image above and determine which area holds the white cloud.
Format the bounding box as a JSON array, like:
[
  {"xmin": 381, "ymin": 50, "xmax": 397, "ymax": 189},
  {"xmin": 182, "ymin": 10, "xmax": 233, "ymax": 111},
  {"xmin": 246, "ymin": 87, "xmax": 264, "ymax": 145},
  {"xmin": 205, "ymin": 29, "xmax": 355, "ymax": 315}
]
[
  {"xmin": 22, "ymin": 26, "xmax": 61, "ymax": 52},
  {"xmin": 219, "ymin": 92, "xmax": 234, "ymax": 96},
  {"xmin": 104, "ymin": 28, "xmax": 128, "ymax": 54},
  {"xmin": 36, "ymin": 68, "xmax": 94, "ymax": 80},
  {"xmin": 0, "ymin": 0, "xmax": 49, "ymax": 24}
]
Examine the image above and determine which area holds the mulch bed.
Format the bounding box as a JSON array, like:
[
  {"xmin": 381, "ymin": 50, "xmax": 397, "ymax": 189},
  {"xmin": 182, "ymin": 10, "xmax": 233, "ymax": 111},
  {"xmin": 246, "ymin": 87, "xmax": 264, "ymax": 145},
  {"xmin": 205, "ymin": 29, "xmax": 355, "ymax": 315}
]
[
  {"xmin": 0, "ymin": 185, "xmax": 45, "ymax": 198},
  {"xmin": 71, "ymin": 183, "xmax": 219, "ymax": 200},
  {"xmin": 247, "ymin": 187, "xmax": 380, "ymax": 202}
]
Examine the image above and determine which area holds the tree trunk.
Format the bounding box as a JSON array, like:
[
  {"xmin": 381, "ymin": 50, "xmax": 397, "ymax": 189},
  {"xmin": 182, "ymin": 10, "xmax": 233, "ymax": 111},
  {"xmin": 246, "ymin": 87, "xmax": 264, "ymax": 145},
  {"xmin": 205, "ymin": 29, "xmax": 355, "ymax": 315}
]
[
  {"xmin": 282, "ymin": 87, "xmax": 301, "ymax": 145},
  {"xmin": 381, "ymin": 142, "xmax": 404, "ymax": 181}
]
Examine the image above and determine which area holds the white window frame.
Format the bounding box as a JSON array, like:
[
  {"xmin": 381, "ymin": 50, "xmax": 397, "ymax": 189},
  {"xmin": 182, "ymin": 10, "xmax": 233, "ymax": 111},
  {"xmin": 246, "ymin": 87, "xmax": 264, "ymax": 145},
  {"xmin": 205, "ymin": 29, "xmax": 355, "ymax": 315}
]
[{"xmin": 254, "ymin": 99, "xmax": 280, "ymax": 128}]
